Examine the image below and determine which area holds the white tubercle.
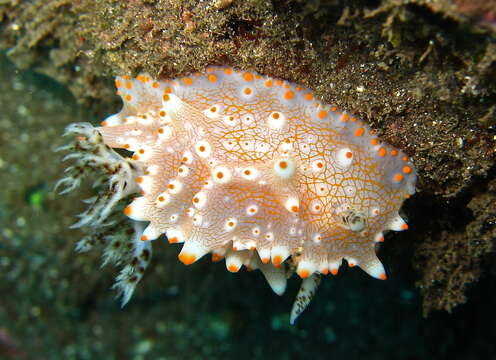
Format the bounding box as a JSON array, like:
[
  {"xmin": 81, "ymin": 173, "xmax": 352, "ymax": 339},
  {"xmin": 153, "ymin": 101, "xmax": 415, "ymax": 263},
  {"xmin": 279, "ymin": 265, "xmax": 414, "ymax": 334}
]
[
  {"xmin": 125, "ymin": 197, "xmax": 149, "ymax": 221},
  {"xmin": 360, "ymin": 257, "xmax": 387, "ymax": 280},
  {"xmin": 141, "ymin": 224, "xmax": 162, "ymax": 241},
  {"xmin": 273, "ymin": 158, "xmax": 296, "ymax": 179},
  {"xmin": 178, "ymin": 240, "xmax": 210, "ymax": 265},
  {"xmin": 388, "ymin": 215, "xmax": 408, "ymax": 231},
  {"xmin": 136, "ymin": 175, "xmax": 153, "ymax": 194},
  {"xmin": 336, "ymin": 147, "xmax": 354, "ymax": 168},
  {"xmin": 166, "ymin": 228, "xmax": 186, "ymax": 244}
]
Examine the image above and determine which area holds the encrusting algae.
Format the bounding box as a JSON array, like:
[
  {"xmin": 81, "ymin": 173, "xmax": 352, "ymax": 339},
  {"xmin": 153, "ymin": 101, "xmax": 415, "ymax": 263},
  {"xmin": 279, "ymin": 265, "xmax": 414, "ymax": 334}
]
[{"xmin": 58, "ymin": 66, "xmax": 416, "ymax": 323}]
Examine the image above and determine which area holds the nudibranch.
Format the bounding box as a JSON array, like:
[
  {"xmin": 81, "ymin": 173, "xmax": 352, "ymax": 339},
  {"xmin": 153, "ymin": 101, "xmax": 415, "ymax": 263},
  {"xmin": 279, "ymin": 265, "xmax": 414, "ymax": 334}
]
[{"xmin": 58, "ymin": 66, "xmax": 416, "ymax": 323}]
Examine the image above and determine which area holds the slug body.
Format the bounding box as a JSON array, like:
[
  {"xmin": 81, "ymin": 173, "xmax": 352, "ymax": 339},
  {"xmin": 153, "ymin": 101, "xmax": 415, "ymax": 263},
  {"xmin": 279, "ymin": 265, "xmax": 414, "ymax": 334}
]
[{"xmin": 60, "ymin": 67, "xmax": 416, "ymax": 323}]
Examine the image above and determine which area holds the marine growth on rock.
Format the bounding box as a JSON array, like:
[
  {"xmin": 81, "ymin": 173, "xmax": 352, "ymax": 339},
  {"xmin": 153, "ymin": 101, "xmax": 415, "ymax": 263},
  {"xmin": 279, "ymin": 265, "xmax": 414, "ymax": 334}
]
[{"xmin": 58, "ymin": 66, "xmax": 416, "ymax": 323}]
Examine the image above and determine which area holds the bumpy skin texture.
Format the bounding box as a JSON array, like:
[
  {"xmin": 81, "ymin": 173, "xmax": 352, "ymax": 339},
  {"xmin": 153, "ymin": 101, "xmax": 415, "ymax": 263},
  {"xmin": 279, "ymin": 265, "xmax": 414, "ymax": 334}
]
[{"xmin": 97, "ymin": 66, "xmax": 416, "ymax": 286}]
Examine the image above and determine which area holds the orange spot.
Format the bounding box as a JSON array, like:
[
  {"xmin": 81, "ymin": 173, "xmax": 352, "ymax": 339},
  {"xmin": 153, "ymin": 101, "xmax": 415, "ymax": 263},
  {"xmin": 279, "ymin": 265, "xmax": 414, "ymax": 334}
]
[
  {"xmin": 206, "ymin": 67, "xmax": 215, "ymax": 73},
  {"xmin": 228, "ymin": 221, "xmax": 234, "ymax": 227},
  {"xmin": 199, "ymin": 145, "xmax": 206, "ymax": 152},
  {"xmin": 168, "ymin": 183, "xmax": 175, "ymax": 190},
  {"xmin": 208, "ymin": 74, "xmax": 217, "ymax": 83},
  {"xmin": 152, "ymin": 81, "xmax": 159, "ymax": 88},
  {"xmin": 291, "ymin": 205, "xmax": 299, "ymax": 212},
  {"xmin": 331, "ymin": 268, "xmax": 338, "ymax": 275},
  {"xmin": 345, "ymin": 152, "xmax": 353, "ymax": 159},
  {"xmin": 168, "ymin": 237, "xmax": 178, "ymax": 244},
  {"xmin": 331, "ymin": 106, "xmax": 337, "ymax": 112},
  {"xmin": 272, "ymin": 112, "xmax": 280, "ymax": 119},
  {"xmin": 402, "ymin": 166, "xmax": 412, "ymax": 174},
  {"xmin": 211, "ymin": 253, "xmax": 223, "ymax": 262},
  {"xmin": 164, "ymin": 87, "xmax": 172, "ymax": 94},
  {"xmin": 139, "ymin": 149, "xmax": 145, "ymax": 154},
  {"xmin": 158, "ymin": 196, "xmax": 165, "ymax": 202},
  {"xmin": 158, "ymin": 128, "xmax": 164, "ymax": 134},
  {"xmin": 159, "ymin": 110, "xmax": 166, "ymax": 117},
  {"xmin": 125, "ymin": 81, "xmax": 132, "ymax": 89},
  {"xmin": 243, "ymin": 72, "xmax": 253, "ymax": 81},
  {"xmin": 355, "ymin": 128, "xmax": 365, "ymax": 137},
  {"xmin": 125, "ymin": 94, "xmax": 132, "ymax": 102},
  {"xmin": 140, "ymin": 235, "xmax": 148, "ymax": 241},
  {"xmin": 284, "ymin": 90, "xmax": 294, "ymax": 100},
  {"xmin": 276, "ymin": 79, "xmax": 283, "ymax": 86},
  {"xmin": 178, "ymin": 253, "xmax": 196, "ymax": 265},
  {"xmin": 298, "ymin": 269, "xmax": 310, "ymax": 279},
  {"xmin": 224, "ymin": 68, "xmax": 232, "ymax": 75},
  {"xmin": 101, "ymin": 121, "xmax": 107, "ymax": 127},
  {"xmin": 193, "ymin": 197, "xmax": 200, "ymax": 203},
  {"xmin": 318, "ymin": 110, "xmax": 327, "ymax": 119},
  {"xmin": 401, "ymin": 223, "xmax": 409, "ymax": 230},
  {"xmin": 216, "ymin": 172, "xmax": 224, "ymax": 179},
  {"xmin": 279, "ymin": 161, "xmax": 288, "ymax": 169},
  {"xmin": 244, "ymin": 87, "xmax": 252, "ymax": 95},
  {"xmin": 371, "ymin": 138, "xmax": 378, "ymax": 146},
  {"xmin": 115, "ymin": 80, "xmax": 122, "ymax": 88},
  {"xmin": 273, "ymin": 255, "xmax": 283, "ymax": 266},
  {"xmin": 391, "ymin": 150, "xmax": 398, "ymax": 156},
  {"xmin": 394, "ymin": 173, "xmax": 403, "ymax": 182},
  {"xmin": 402, "ymin": 156, "xmax": 408, "ymax": 161},
  {"xmin": 183, "ymin": 77, "xmax": 193, "ymax": 86},
  {"xmin": 348, "ymin": 262, "xmax": 355, "ymax": 267},
  {"xmin": 378, "ymin": 148, "xmax": 387, "ymax": 157},
  {"xmin": 261, "ymin": 257, "xmax": 270, "ymax": 264},
  {"xmin": 210, "ymin": 106, "xmax": 217, "ymax": 113},
  {"xmin": 123, "ymin": 144, "xmax": 130, "ymax": 149},
  {"xmin": 227, "ymin": 264, "xmax": 239, "ymax": 272},
  {"xmin": 342, "ymin": 113, "xmax": 349, "ymax": 121},
  {"xmin": 321, "ymin": 268, "xmax": 329, "ymax": 275},
  {"xmin": 351, "ymin": 117, "xmax": 357, "ymax": 122},
  {"xmin": 304, "ymin": 93, "xmax": 313, "ymax": 101},
  {"xmin": 378, "ymin": 236, "xmax": 385, "ymax": 242},
  {"xmin": 317, "ymin": 161, "xmax": 324, "ymax": 168},
  {"xmin": 244, "ymin": 169, "xmax": 251, "ymax": 176},
  {"xmin": 379, "ymin": 273, "xmax": 387, "ymax": 280},
  {"xmin": 162, "ymin": 94, "xmax": 170, "ymax": 102},
  {"xmin": 136, "ymin": 177, "xmax": 143, "ymax": 183},
  {"xmin": 405, "ymin": 194, "xmax": 411, "ymax": 199},
  {"xmin": 265, "ymin": 80, "xmax": 273, "ymax": 87},
  {"xmin": 124, "ymin": 205, "xmax": 132, "ymax": 216}
]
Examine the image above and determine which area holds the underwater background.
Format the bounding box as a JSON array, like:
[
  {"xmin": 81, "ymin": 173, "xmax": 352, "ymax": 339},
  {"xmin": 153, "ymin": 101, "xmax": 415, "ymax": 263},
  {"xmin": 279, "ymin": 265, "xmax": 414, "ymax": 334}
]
[{"xmin": 0, "ymin": 0, "xmax": 495, "ymax": 359}]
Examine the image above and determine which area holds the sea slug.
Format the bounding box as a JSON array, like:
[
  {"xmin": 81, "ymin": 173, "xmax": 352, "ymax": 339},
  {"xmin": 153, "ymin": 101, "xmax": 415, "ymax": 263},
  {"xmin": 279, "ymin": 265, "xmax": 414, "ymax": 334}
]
[{"xmin": 58, "ymin": 66, "xmax": 416, "ymax": 323}]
